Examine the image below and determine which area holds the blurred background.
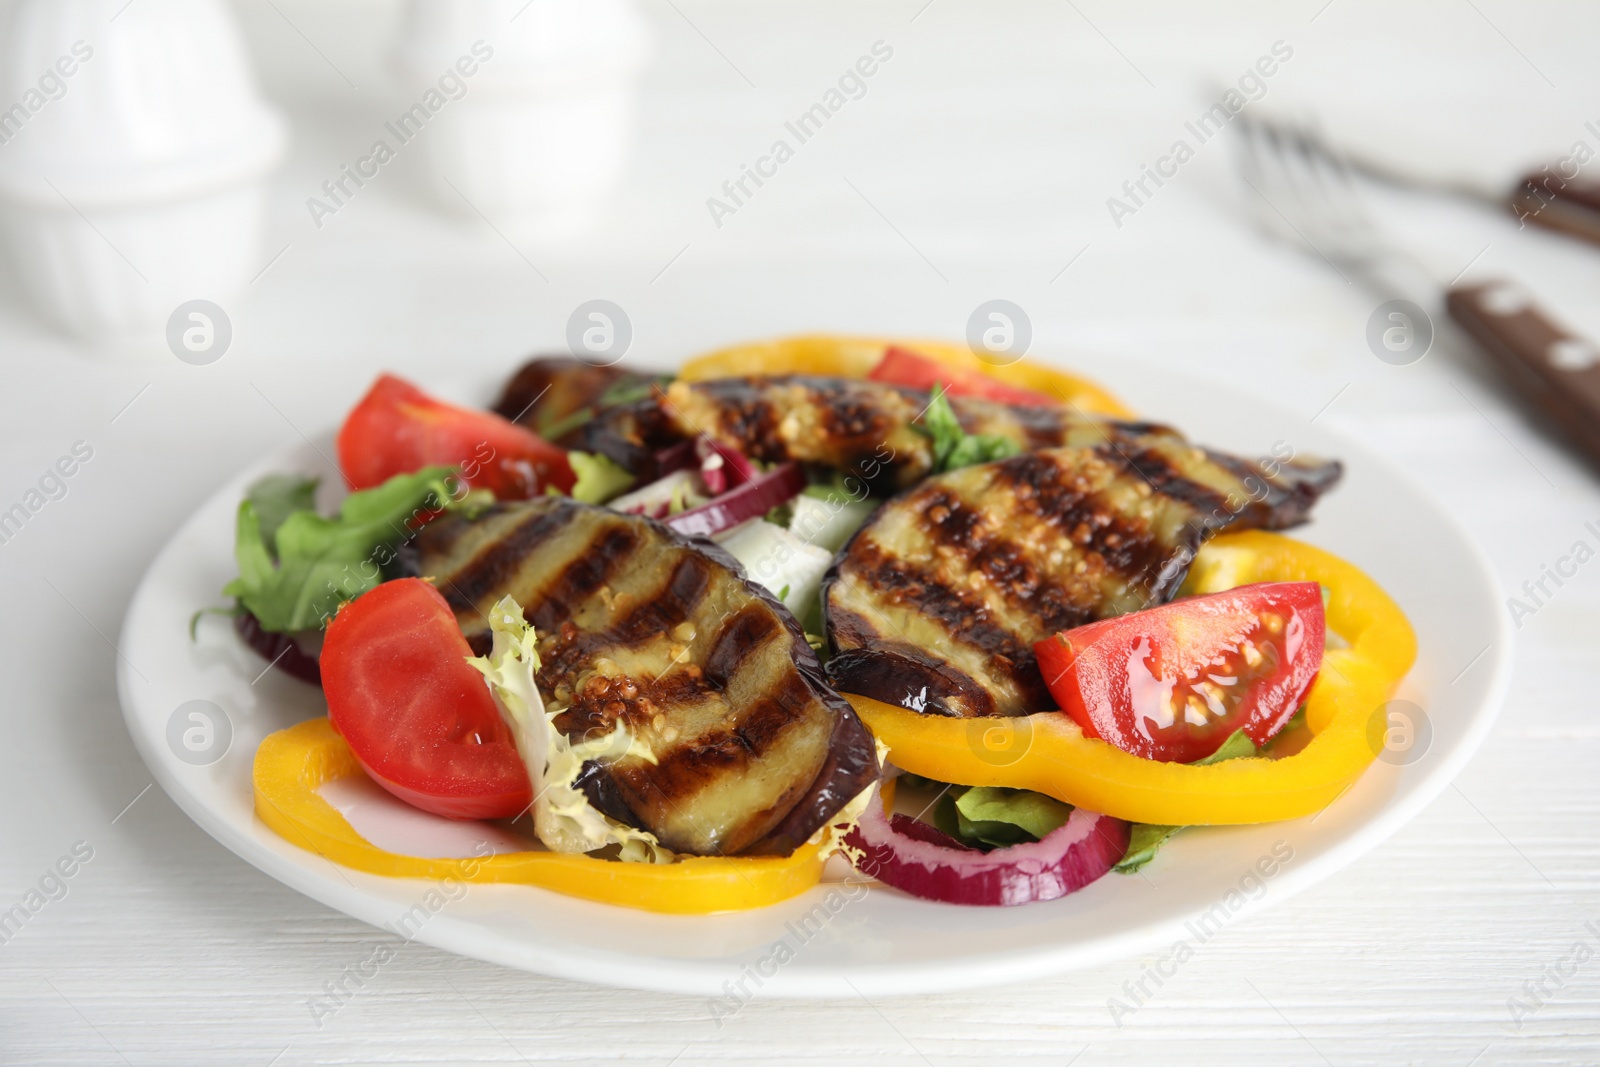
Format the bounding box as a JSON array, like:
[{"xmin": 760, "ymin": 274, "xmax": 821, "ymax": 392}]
[
  {"xmin": 5, "ymin": 2, "xmax": 1600, "ymax": 1063},
  {"xmin": 5, "ymin": 0, "xmax": 1600, "ymax": 484}
]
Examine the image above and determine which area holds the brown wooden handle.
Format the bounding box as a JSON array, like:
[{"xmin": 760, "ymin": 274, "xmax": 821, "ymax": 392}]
[
  {"xmin": 1447, "ymin": 280, "xmax": 1600, "ymax": 471},
  {"xmin": 1509, "ymin": 170, "xmax": 1600, "ymax": 246}
]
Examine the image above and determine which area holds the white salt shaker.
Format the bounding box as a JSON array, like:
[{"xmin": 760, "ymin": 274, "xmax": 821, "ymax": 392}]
[
  {"xmin": 0, "ymin": 0, "xmax": 285, "ymax": 341},
  {"xmin": 392, "ymin": 0, "xmax": 650, "ymax": 237}
]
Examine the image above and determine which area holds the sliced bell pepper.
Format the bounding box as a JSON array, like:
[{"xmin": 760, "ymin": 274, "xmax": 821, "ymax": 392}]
[
  {"xmin": 677, "ymin": 334, "xmax": 1134, "ymax": 418},
  {"xmin": 848, "ymin": 531, "xmax": 1416, "ymax": 826},
  {"xmin": 254, "ymin": 717, "xmax": 829, "ymax": 913}
]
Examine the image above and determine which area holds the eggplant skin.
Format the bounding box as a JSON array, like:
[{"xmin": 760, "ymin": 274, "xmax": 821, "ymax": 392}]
[
  {"xmin": 492, "ymin": 356, "xmax": 625, "ymax": 431},
  {"xmin": 492, "ymin": 356, "xmax": 671, "ymax": 440},
  {"xmin": 660, "ymin": 375, "xmax": 1148, "ymax": 491},
  {"xmin": 823, "ymin": 442, "xmax": 1341, "ymax": 719},
  {"xmin": 405, "ymin": 497, "xmax": 878, "ymax": 857},
  {"xmin": 563, "ymin": 397, "xmax": 683, "ymax": 480}
]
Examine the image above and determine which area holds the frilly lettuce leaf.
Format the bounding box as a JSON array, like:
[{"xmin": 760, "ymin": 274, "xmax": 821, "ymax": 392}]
[
  {"xmin": 567, "ymin": 451, "xmax": 636, "ymax": 505},
  {"xmin": 467, "ymin": 596, "xmax": 673, "ymax": 864}
]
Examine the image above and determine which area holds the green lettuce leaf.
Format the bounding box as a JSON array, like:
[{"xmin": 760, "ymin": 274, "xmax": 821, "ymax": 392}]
[
  {"xmin": 914, "ymin": 386, "xmax": 1022, "ymax": 474},
  {"xmin": 222, "ymin": 467, "xmax": 462, "ymax": 633},
  {"xmin": 567, "ymin": 451, "xmax": 635, "ymax": 505},
  {"xmin": 1194, "ymin": 727, "xmax": 1258, "ymax": 766},
  {"xmin": 932, "ymin": 785, "xmax": 1073, "ymax": 851},
  {"xmin": 245, "ymin": 473, "xmax": 319, "ymax": 558},
  {"xmin": 1114, "ymin": 824, "xmax": 1184, "ymax": 874}
]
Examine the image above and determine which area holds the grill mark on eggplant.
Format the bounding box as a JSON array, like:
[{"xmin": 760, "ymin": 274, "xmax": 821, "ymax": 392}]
[
  {"xmin": 811, "ymin": 377, "xmax": 904, "ymax": 444},
  {"xmin": 823, "ymin": 442, "xmax": 1304, "ymax": 718},
  {"xmin": 541, "ymin": 551, "xmax": 713, "ymax": 677},
  {"xmin": 721, "ymin": 393, "xmax": 784, "ymax": 464},
  {"xmin": 525, "ymin": 524, "xmax": 642, "ymax": 633},
  {"xmin": 914, "ymin": 481, "xmax": 1125, "ymax": 639},
  {"xmin": 637, "ymin": 673, "xmax": 813, "ymax": 783},
  {"xmin": 736, "ymin": 677, "xmax": 814, "ymax": 752},
  {"xmin": 993, "ymin": 452, "xmax": 1175, "ymax": 590},
  {"xmin": 606, "ymin": 674, "xmax": 818, "ymax": 849},
  {"xmin": 1103, "ymin": 445, "xmax": 1233, "ymax": 517},
  {"xmin": 663, "ymin": 378, "xmax": 787, "ymax": 465},
  {"xmin": 743, "ymin": 686, "xmax": 882, "ymax": 855},
  {"xmin": 827, "ymin": 542, "xmax": 1038, "ymax": 717},
  {"xmin": 436, "ymin": 506, "xmax": 577, "ymax": 617},
  {"xmin": 411, "ymin": 496, "xmax": 877, "ymax": 856},
  {"xmin": 848, "ymin": 539, "xmax": 1039, "ymax": 669},
  {"xmin": 704, "ymin": 602, "xmax": 782, "ymax": 688},
  {"xmin": 1015, "ymin": 407, "xmax": 1071, "ymax": 451}
]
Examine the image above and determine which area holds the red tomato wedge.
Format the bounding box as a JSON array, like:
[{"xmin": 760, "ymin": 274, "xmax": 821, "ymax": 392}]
[
  {"xmin": 867, "ymin": 346, "xmax": 1057, "ymax": 407},
  {"xmin": 336, "ymin": 373, "xmax": 575, "ymax": 497},
  {"xmin": 1033, "ymin": 582, "xmax": 1325, "ymax": 764},
  {"xmin": 321, "ymin": 578, "xmax": 532, "ymax": 820}
]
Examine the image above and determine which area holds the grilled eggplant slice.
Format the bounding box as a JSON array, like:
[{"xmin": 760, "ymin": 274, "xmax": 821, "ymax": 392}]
[
  {"xmin": 568, "ymin": 373, "xmax": 1187, "ymax": 489},
  {"xmin": 824, "ymin": 442, "xmax": 1341, "ymax": 718},
  {"xmin": 407, "ymin": 497, "xmax": 877, "ymax": 856},
  {"xmin": 657, "ymin": 375, "xmax": 1159, "ymax": 491},
  {"xmin": 563, "ymin": 397, "xmax": 684, "ymax": 480},
  {"xmin": 493, "ymin": 356, "xmax": 668, "ymax": 447}
]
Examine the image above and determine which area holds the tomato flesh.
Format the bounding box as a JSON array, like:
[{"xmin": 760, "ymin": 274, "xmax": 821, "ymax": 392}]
[
  {"xmin": 867, "ymin": 346, "xmax": 1056, "ymax": 407},
  {"xmin": 336, "ymin": 373, "xmax": 575, "ymax": 498},
  {"xmin": 1033, "ymin": 582, "xmax": 1324, "ymax": 763},
  {"xmin": 321, "ymin": 578, "xmax": 532, "ymax": 820}
]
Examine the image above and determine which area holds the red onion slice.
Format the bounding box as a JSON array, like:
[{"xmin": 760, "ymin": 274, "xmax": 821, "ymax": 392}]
[
  {"xmin": 666, "ymin": 462, "xmax": 806, "ymax": 539},
  {"xmin": 235, "ymin": 611, "xmax": 322, "ymax": 686},
  {"xmin": 844, "ymin": 793, "xmax": 1130, "ymax": 906},
  {"xmin": 696, "ymin": 435, "xmax": 757, "ymax": 495},
  {"xmin": 652, "ymin": 439, "xmax": 697, "ymax": 477},
  {"xmin": 652, "ymin": 436, "xmax": 758, "ymax": 492}
]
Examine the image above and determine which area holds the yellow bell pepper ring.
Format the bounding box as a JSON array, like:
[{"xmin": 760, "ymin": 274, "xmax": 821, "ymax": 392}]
[
  {"xmin": 253, "ymin": 717, "xmax": 829, "ymax": 914},
  {"xmin": 848, "ymin": 531, "xmax": 1417, "ymax": 827},
  {"xmin": 677, "ymin": 333, "xmax": 1135, "ymax": 419}
]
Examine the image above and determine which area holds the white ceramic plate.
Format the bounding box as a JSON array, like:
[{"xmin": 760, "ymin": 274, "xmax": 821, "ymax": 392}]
[{"xmin": 116, "ymin": 357, "xmax": 1511, "ymax": 998}]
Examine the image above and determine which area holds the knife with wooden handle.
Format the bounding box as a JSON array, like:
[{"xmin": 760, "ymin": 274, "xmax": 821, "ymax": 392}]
[
  {"xmin": 1234, "ymin": 113, "xmax": 1600, "ymax": 473},
  {"xmin": 1448, "ymin": 281, "xmax": 1600, "ymax": 468}
]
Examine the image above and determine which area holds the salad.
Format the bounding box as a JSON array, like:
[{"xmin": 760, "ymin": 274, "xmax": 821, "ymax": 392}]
[{"xmin": 223, "ymin": 336, "xmax": 1415, "ymax": 913}]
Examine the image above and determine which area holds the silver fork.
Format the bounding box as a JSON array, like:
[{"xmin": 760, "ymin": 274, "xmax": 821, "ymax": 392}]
[
  {"xmin": 1229, "ymin": 110, "xmax": 1600, "ymax": 470},
  {"xmin": 1232, "ymin": 111, "xmax": 1439, "ymax": 301}
]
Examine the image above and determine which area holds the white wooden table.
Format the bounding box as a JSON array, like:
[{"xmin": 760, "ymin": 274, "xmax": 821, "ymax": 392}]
[{"xmin": 3, "ymin": 1, "xmax": 1598, "ymax": 1063}]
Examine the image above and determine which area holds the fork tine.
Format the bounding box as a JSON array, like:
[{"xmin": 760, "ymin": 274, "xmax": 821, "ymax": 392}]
[
  {"xmin": 1242, "ymin": 118, "xmax": 1330, "ymax": 247},
  {"xmin": 1230, "ymin": 108, "xmax": 1444, "ymax": 292},
  {"xmin": 1281, "ymin": 121, "xmax": 1375, "ymax": 239},
  {"xmin": 1235, "ymin": 114, "xmax": 1311, "ymax": 244},
  {"xmin": 1234, "ymin": 110, "xmax": 1380, "ymax": 260}
]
